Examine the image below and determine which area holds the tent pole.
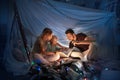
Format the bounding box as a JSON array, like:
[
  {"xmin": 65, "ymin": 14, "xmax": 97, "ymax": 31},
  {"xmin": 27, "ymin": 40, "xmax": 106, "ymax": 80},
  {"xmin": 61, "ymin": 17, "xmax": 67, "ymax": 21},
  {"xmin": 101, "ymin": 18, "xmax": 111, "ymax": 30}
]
[{"xmin": 14, "ymin": 2, "xmax": 31, "ymax": 63}]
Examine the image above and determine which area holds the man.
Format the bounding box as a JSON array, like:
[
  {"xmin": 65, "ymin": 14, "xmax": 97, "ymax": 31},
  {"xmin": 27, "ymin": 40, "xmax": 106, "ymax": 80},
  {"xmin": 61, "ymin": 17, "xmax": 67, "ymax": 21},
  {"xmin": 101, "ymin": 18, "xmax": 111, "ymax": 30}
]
[{"xmin": 65, "ymin": 28, "xmax": 95, "ymax": 61}]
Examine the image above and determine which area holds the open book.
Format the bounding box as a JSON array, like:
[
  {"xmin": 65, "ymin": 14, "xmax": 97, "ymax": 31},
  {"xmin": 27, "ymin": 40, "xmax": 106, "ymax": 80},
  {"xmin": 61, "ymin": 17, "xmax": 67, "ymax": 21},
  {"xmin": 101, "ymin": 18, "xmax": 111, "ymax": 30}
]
[{"xmin": 62, "ymin": 48, "xmax": 73, "ymax": 57}]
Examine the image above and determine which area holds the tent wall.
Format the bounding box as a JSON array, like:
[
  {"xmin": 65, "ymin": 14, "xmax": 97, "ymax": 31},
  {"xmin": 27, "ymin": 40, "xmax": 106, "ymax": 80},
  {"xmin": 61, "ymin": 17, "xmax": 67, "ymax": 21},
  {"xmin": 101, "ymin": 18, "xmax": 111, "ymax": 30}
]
[{"xmin": 3, "ymin": 0, "xmax": 119, "ymax": 75}]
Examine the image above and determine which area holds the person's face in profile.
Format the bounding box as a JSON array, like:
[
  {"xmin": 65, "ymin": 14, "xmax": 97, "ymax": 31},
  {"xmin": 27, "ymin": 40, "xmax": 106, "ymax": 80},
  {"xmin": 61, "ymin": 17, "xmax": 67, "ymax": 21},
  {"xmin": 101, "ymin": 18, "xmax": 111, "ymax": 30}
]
[
  {"xmin": 47, "ymin": 34, "xmax": 53, "ymax": 41},
  {"xmin": 51, "ymin": 38, "xmax": 58, "ymax": 45},
  {"xmin": 66, "ymin": 33, "xmax": 74, "ymax": 41}
]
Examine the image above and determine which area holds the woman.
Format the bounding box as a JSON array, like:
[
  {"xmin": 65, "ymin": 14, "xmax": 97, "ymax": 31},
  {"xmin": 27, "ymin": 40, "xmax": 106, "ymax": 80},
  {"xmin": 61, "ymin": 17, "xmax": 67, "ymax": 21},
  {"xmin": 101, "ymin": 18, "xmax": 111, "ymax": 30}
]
[{"xmin": 32, "ymin": 28, "xmax": 60, "ymax": 65}]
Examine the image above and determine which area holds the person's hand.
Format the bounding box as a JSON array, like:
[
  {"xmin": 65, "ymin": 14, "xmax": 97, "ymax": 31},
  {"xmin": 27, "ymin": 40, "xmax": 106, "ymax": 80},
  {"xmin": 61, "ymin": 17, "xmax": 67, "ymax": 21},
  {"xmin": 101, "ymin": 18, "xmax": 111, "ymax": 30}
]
[
  {"xmin": 72, "ymin": 41, "xmax": 77, "ymax": 46},
  {"xmin": 63, "ymin": 47, "xmax": 68, "ymax": 50},
  {"xmin": 52, "ymin": 61, "xmax": 60, "ymax": 66},
  {"xmin": 45, "ymin": 62, "xmax": 53, "ymax": 67},
  {"xmin": 60, "ymin": 47, "xmax": 68, "ymax": 51}
]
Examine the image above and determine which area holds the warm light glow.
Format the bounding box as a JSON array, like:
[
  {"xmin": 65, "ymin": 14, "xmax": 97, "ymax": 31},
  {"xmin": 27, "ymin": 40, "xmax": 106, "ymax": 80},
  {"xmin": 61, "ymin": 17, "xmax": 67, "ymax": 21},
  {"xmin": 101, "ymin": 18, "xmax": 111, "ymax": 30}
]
[{"xmin": 83, "ymin": 78, "xmax": 88, "ymax": 80}]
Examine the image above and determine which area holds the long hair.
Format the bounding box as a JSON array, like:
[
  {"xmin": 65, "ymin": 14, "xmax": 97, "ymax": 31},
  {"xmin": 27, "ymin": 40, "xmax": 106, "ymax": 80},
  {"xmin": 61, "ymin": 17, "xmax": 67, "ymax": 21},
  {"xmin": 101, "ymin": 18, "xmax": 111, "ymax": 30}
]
[{"xmin": 41, "ymin": 28, "xmax": 52, "ymax": 38}]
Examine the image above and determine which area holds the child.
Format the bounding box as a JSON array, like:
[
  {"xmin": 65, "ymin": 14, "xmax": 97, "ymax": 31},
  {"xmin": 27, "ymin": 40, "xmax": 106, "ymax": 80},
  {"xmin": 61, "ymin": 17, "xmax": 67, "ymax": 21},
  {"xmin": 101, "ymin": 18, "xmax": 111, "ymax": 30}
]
[{"xmin": 46, "ymin": 35, "xmax": 69, "ymax": 58}]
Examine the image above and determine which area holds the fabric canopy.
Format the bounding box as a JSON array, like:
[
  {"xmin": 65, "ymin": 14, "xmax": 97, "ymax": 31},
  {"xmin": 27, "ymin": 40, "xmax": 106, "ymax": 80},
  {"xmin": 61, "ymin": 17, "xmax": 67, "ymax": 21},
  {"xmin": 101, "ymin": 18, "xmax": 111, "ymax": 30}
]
[{"xmin": 3, "ymin": 0, "xmax": 118, "ymax": 75}]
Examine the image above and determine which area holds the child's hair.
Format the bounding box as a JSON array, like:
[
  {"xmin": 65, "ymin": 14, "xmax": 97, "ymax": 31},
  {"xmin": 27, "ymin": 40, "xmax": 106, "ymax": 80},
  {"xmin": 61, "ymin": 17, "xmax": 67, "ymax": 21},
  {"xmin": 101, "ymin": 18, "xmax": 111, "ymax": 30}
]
[{"xmin": 50, "ymin": 35, "xmax": 58, "ymax": 43}]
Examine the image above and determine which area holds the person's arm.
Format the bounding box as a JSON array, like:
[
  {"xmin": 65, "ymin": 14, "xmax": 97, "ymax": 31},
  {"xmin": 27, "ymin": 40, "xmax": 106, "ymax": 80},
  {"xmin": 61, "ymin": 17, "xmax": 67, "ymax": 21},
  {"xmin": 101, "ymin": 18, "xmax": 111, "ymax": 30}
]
[
  {"xmin": 56, "ymin": 43, "xmax": 68, "ymax": 52},
  {"xmin": 45, "ymin": 52, "xmax": 55, "ymax": 55},
  {"xmin": 34, "ymin": 53, "xmax": 51, "ymax": 66},
  {"xmin": 42, "ymin": 47, "xmax": 55, "ymax": 56},
  {"xmin": 72, "ymin": 36, "xmax": 95, "ymax": 45},
  {"xmin": 57, "ymin": 43, "xmax": 64, "ymax": 48},
  {"xmin": 57, "ymin": 43, "xmax": 68, "ymax": 48}
]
